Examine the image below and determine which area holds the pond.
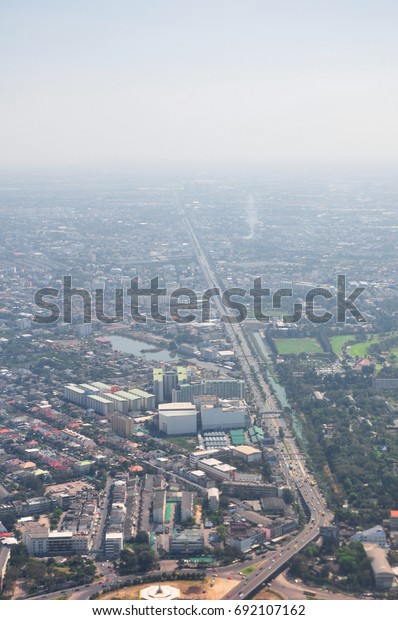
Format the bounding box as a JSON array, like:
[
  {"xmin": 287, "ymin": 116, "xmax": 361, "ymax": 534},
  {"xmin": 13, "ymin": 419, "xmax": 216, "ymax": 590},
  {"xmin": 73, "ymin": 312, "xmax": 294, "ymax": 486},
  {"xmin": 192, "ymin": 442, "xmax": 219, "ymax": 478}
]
[{"xmin": 108, "ymin": 335, "xmax": 179, "ymax": 362}]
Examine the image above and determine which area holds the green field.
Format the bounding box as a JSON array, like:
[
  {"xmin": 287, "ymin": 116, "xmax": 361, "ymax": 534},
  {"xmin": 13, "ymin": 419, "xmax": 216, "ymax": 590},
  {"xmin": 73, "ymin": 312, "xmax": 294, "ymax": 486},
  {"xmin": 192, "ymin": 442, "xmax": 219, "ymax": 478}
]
[
  {"xmin": 241, "ymin": 565, "xmax": 258, "ymax": 575},
  {"xmin": 168, "ymin": 435, "xmax": 198, "ymax": 451},
  {"xmin": 330, "ymin": 335, "xmax": 356, "ymax": 356},
  {"xmin": 348, "ymin": 336, "xmax": 382, "ymax": 358},
  {"xmin": 274, "ymin": 337, "xmax": 322, "ymax": 355}
]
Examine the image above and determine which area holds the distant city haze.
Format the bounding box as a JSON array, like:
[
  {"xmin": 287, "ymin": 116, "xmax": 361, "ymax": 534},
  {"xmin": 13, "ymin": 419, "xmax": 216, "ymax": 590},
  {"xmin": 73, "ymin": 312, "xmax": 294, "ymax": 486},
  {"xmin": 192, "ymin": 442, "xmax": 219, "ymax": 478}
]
[{"xmin": 0, "ymin": 0, "xmax": 397, "ymax": 169}]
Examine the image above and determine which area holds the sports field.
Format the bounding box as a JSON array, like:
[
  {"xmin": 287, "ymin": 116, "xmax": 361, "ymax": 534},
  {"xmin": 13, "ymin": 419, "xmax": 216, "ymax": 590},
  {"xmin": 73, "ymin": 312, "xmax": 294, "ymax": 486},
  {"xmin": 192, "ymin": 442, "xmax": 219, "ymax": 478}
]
[{"xmin": 274, "ymin": 337, "xmax": 322, "ymax": 355}]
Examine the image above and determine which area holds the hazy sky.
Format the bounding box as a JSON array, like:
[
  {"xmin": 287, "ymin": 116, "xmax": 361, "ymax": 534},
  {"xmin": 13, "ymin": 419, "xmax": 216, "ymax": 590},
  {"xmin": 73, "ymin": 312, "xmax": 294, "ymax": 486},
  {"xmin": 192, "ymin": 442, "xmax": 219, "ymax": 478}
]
[{"xmin": 1, "ymin": 1, "xmax": 397, "ymax": 169}]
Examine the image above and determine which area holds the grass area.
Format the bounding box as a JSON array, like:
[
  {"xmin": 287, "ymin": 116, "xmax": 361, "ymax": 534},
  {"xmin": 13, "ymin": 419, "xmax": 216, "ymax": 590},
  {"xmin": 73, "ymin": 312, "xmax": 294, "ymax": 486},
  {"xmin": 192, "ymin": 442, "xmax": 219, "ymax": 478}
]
[
  {"xmin": 53, "ymin": 595, "xmax": 70, "ymax": 600},
  {"xmin": 252, "ymin": 588, "xmax": 283, "ymax": 600},
  {"xmin": 168, "ymin": 435, "xmax": 198, "ymax": 451},
  {"xmin": 241, "ymin": 565, "xmax": 258, "ymax": 575},
  {"xmin": 348, "ymin": 336, "xmax": 382, "ymax": 358},
  {"xmin": 274, "ymin": 337, "xmax": 322, "ymax": 355},
  {"xmin": 329, "ymin": 335, "xmax": 356, "ymax": 356}
]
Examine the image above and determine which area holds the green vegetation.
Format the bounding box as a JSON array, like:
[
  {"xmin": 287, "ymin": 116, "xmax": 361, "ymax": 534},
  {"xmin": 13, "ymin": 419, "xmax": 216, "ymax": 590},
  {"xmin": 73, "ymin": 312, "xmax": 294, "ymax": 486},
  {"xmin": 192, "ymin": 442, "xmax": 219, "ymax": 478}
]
[
  {"xmin": 3, "ymin": 545, "xmax": 96, "ymax": 596},
  {"xmin": 274, "ymin": 338, "xmax": 322, "ymax": 355},
  {"xmin": 241, "ymin": 565, "xmax": 257, "ymax": 575},
  {"xmin": 289, "ymin": 542, "xmax": 372, "ymax": 593},
  {"xmin": 277, "ymin": 352, "xmax": 398, "ymax": 525},
  {"xmin": 168, "ymin": 435, "xmax": 198, "ymax": 451},
  {"xmin": 348, "ymin": 336, "xmax": 382, "ymax": 358},
  {"xmin": 329, "ymin": 335, "xmax": 356, "ymax": 356},
  {"xmin": 119, "ymin": 532, "xmax": 157, "ymax": 575}
]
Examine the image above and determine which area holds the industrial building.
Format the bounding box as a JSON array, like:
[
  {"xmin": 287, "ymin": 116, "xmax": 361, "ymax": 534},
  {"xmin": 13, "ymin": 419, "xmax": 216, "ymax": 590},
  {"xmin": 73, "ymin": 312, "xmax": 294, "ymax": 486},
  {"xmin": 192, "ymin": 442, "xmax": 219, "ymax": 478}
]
[
  {"xmin": 158, "ymin": 402, "xmax": 197, "ymax": 435},
  {"xmin": 200, "ymin": 399, "xmax": 250, "ymax": 431},
  {"xmin": 364, "ymin": 544, "xmax": 395, "ymax": 589},
  {"xmin": 231, "ymin": 445, "xmax": 262, "ymax": 463}
]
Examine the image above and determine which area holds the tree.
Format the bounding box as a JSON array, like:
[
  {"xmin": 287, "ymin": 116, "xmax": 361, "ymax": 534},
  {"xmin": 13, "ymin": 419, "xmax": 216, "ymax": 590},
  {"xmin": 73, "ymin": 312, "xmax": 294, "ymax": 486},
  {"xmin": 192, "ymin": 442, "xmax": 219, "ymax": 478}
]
[
  {"xmin": 119, "ymin": 549, "xmax": 138, "ymax": 575},
  {"xmin": 134, "ymin": 531, "xmax": 149, "ymax": 545},
  {"xmin": 137, "ymin": 549, "xmax": 156, "ymax": 573},
  {"xmin": 282, "ymin": 487, "xmax": 294, "ymax": 505},
  {"xmin": 216, "ymin": 525, "xmax": 227, "ymax": 541}
]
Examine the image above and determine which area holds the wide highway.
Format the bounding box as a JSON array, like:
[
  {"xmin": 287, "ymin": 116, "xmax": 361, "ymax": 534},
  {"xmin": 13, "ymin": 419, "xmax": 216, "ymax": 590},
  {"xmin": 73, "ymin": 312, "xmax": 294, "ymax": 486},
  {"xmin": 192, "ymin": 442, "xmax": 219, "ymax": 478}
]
[{"xmin": 178, "ymin": 199, "xmax": 333, "ymax": 599}]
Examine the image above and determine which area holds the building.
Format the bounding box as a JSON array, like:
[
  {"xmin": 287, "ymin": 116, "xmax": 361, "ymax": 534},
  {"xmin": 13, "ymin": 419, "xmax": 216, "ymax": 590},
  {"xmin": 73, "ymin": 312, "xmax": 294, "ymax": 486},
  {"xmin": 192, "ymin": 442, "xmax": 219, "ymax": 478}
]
[
  {"xmin": 105, "ymin": 532, "xmax": 124, "ymax": 559},
  {"xmin": 158, "ymin": 402, "xmax": 197, "ymax": 435},
  {"xmin": 153, "ymin": 491, "xmax": 166, "ymax": 524},
  {"xmin": 114, "ymin": 390, "xmax": 142, "ymax": 411},
  {"xmin": 87, "ymin": 394, "xmax": 113, "ymax": 415},
  {"xmin": 163, "ymin": 370, "xmax": 179, "ymax": 401},
  {"xmin": 390, "ymin": 510, "xmax": 398, "ymax": 531},
  {"xmin": 230, "ymin": 527, "xmax": 268, "ymax": 553},
  {"xmin": 169, "ymin": 530, "xmax": 204, "ymax": 555},
  {"xmin": 232, "ymin": 445, "xmax": 262, "ymax": 463},
  {"xmin": 22, "ymin": 525, "xmax": 89, "ymax": 556},
  {"xmin": 222, "ymin": 480, "xmax": 278, "ymax": 499},
  {"xmin": 64, "ymin": 384, "xmax": 86, "ymax": 407},
  {"xmin": 61, "ymin": 429, "xmax": 95, "ymax": 447},
  {"xmin": 181, "ymin": 491, "xmax": 193, "ymax": 522},
  {"xmin": 153, "ymin": 369, "xmax": 164, "ymax": 405},
  {"xmin": 103, "ymin": 392, "xmax": 129, "ymax": 414},
  {"xmin": 0, "ymin": 546, "xmax": 10, "ymax": 591},
  {"xmin": 73, "ymin": 460, "xmax": 94, "ymax": 475},
  {"xmin": 364, "ymin": 544, "xmax": 395, "ymax": 590},
  {"xmin": 109, "ymin": 411, "xmax": 136, "ymax": 437},
  {"xmin": 128, "ymin": 388, "xmax": 155, "ymax": 411},
  {"xmin": 351, "ymin": 525, "xmax": 387, "ymax": 548},
  {"xmin": 173, "ymin": 379, "xmax": 245, "ymax": 403},
  {"xmin": 207, "ymin": 487, "xmax": 220, "ymax": 511},
  {"xmin": 200, "ymin": 399, "xmax": 250, "ymax": 431},
  {"xmin": 197, "ymin": 458, "xmax": 237, "ymax": 481}
]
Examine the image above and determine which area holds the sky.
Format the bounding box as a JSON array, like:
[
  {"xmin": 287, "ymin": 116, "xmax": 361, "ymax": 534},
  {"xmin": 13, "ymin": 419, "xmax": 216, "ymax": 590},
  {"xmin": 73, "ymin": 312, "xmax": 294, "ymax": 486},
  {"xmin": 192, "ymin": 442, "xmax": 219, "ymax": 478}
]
[{"xmin": 0, "ymin": 0, "xmax": 397, "ymax": 169}]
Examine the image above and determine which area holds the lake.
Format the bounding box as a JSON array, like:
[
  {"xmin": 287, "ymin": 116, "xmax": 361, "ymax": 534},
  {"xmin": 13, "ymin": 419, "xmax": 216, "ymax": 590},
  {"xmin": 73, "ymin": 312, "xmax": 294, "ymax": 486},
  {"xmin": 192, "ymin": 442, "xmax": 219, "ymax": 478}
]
[{"xmin": 108, "ymin": 335, "xmax": 179, "ymax": 362}]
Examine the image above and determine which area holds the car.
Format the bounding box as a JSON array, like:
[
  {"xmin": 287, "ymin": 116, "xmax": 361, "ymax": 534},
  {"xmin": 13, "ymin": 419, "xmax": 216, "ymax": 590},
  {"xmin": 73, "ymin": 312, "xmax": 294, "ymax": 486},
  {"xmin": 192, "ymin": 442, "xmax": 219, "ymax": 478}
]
[
  {"xmin": 228, "ymin": 576, "xmax": 232, "ymax": 580},
  {"xmin": 239, "ymin": 593, "xmax": 244, "ymax": 598}
]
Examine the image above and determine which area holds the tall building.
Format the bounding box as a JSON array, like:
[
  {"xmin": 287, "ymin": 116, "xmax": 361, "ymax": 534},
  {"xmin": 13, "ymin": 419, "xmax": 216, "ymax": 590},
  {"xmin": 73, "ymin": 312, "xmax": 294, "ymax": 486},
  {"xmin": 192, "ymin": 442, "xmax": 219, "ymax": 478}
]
[
  {"xmin": 163, "ymin": 370, "xmax": 178, "ymax": 401},
  {"xmin": 181, "ymin": 491, "xmax": 194, "ymax": 522},
  {"xmin": 153, "ymin": 369, "xmax": 164, "ymax": 405},
  {"xmin": 207, "ymin": 487, "xmax": 220, "ymax": 511},
  {"xmin": 110, "ymin": 411, "xmax": 136, "ymax": 437},
  {"xmin": 153, "ymin": 490, "xmax": 167, "ymax": 524},
  {"xmin": 0, "ymin": 546, "xmax": 10, "ymax": 591},
  {"xmin": 153, "ymin": 366, "xmax": 191, "ymax": 405}
]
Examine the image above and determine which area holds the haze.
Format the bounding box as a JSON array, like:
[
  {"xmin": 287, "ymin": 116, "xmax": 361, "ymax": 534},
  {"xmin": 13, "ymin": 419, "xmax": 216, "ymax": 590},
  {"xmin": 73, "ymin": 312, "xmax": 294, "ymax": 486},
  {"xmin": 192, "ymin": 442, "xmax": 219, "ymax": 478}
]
[{"xmin": 1, "ymin": 0, "xmax": 397, "ymax": 169}]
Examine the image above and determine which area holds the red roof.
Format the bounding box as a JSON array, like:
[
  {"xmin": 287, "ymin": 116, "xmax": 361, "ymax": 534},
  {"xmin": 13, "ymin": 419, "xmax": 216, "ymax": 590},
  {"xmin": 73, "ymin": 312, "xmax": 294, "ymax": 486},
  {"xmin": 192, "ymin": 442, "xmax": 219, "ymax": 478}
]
[{"xmin": 390, "ymin": 510, "xmax": 398, "ymax": 518}]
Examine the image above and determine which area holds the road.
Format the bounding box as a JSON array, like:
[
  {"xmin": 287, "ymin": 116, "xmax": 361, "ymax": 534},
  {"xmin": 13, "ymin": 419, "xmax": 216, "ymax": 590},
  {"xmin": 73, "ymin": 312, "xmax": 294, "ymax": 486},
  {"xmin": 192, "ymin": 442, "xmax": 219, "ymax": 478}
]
[{"xmin": 178, "ymin": 200, "xmax": 333, "ymax": 599}]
